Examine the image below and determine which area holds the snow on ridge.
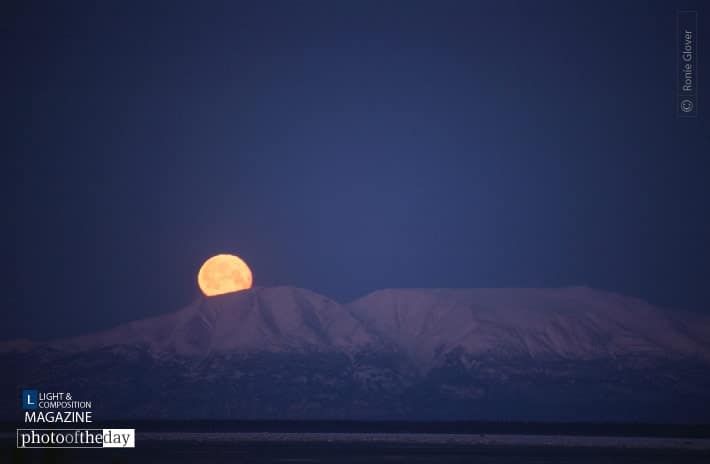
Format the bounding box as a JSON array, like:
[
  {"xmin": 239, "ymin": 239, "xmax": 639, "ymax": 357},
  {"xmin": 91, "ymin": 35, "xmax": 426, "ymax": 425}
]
[
  {"xmin": 31, "ymin": 286, "xmax": 380, "ymax": 357},
  {"xmin": 347, "ymin": 287, "xmax": 710, "ymax": 367},
  {"xmin": 4, "ymin": 286, "xmax": 709, "ymax": 366}
]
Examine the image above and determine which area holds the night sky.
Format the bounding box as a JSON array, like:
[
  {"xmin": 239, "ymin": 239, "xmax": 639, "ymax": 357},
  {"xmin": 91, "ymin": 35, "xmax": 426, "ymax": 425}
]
[{"xmin": 4, "ymin": 1, "xmax": 709, "ymax": 340}]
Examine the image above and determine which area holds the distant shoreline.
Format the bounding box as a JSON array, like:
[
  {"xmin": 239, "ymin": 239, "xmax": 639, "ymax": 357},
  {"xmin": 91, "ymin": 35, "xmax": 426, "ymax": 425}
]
[
  {"xmin": 136, "ymin": 432, "xmax": 710, "ymax": 451},
  {"xmin": 3, "ymin": 420, "xmax": 710, "ymax": 438},
  {"xmin": 3, "ymin": 431, "xmax": 710, "ymax": 452}
]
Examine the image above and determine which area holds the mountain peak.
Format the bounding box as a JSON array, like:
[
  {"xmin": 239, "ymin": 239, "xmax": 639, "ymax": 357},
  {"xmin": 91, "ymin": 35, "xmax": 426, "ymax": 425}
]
[
  {"xmin": 5, "ymin": 286, "xmax": 710, "ymax": 422},
  {"xmin": 349, "ymin": 287, "xmax": 710, "ymax": 367},
  {"xmin": 46, "ymin": 286, "xmax": 378, "ymax": 356},
  {"xmin": 5, "ymin": 286, "xmax": 710, "ymax": 367}
]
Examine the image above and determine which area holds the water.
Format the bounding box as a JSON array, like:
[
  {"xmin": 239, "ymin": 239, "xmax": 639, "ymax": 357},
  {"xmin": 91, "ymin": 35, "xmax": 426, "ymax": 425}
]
[{"xmin": 4, "ymin": 433, "xmax": 710, "ymax": 464}]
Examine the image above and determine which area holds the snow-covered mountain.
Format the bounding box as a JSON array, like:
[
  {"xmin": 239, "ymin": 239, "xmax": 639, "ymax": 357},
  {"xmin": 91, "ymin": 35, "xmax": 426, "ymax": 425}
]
[
  {"xmin": 3, "ymin": 286, "xmax": 710, "ymax": 421},
  {"xmin": 350, "ymin": 287, "xmax": 710, "ymax": 368},
  {"xmin": 47, "ymin": 286, "xmax": 381, "ymax": 356}
]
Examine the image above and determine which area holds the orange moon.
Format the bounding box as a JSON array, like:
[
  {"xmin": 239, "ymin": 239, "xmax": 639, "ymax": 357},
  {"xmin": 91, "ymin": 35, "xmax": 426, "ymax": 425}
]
[{"xmin": 197, "ymin": 254, "xmax": 253, "ymax": 296}]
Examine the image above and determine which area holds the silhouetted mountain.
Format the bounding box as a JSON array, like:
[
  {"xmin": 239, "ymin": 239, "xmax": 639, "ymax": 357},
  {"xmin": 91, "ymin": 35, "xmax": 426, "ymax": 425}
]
[{"xmin": 4, "ymin": 286, "xmax": 710, "ymax": 421}]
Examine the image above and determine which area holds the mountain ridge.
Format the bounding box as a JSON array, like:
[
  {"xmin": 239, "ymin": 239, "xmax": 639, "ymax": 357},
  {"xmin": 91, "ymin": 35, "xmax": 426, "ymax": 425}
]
[
  {"xmin": 4, "ymin": 286, "xmax": 710, "ymax": 365},
  {"xmin": 4, "ymin": 286, "xmax": 710, "ymax": 421}
]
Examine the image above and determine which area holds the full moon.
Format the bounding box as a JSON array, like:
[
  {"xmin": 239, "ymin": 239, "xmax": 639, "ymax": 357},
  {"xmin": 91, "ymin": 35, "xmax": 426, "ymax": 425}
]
[{"xmin": 197, "ymin": 254, "xmax": 253, "ymax": 296}]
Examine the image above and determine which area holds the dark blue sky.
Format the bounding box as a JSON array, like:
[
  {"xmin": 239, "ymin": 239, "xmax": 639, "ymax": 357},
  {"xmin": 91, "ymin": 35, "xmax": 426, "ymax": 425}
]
[{"xmin": 4, "ymin": 0, "xmax": 709, "ymax": 340}]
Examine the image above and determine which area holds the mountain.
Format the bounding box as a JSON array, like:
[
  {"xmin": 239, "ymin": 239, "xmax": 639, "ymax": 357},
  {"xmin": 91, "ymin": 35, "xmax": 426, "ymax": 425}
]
[
  {"xmin": 350, "ymin": 287, "xmax": 710, "ymax": 368},
  {"xmin": 3, "ymin": 286, "xmax": 710, "ymax": 422},
  {"xmin": 48, "ymin": 286, "xmax": 381, "ymax": 356}
]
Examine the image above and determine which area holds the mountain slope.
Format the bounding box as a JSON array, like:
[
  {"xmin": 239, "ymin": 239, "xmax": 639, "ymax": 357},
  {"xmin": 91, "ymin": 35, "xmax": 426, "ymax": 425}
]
[
  {"xmin": 49, "ymin": 286, "xmax": 381, "ymax": 356},
  {"xmin": 4, "ymin": 286, "xmax": 710, "ymax": 421},
  {"xmin": 349, "ymin": 287, "xmax": 710, "ymax": 368}
]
